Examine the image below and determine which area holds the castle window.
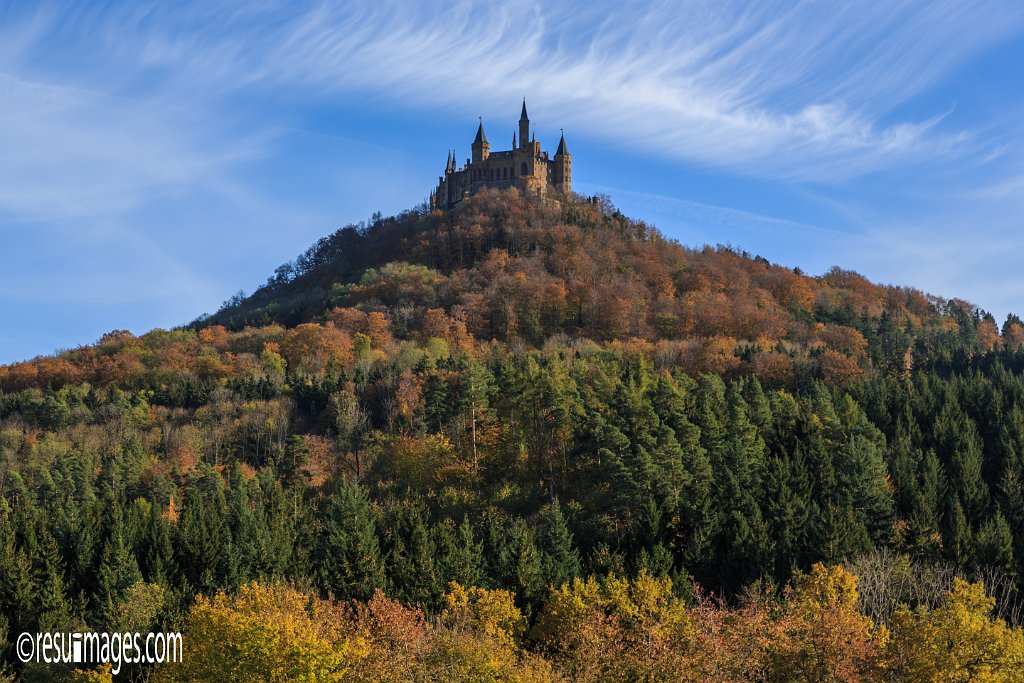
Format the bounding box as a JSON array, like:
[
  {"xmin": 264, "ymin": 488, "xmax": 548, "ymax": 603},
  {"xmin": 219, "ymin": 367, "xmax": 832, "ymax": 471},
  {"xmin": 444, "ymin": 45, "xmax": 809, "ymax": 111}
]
[{"xmin": 520, "ymin": 163, "xmax": 528, "ymax": 176}]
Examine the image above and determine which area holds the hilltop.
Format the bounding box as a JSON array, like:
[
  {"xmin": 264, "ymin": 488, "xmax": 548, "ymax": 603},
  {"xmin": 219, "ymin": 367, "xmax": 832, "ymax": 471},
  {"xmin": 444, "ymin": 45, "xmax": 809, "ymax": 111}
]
[{"xmin": 4, "ymin": 188, "xmax": 1016, "ymax": 393}]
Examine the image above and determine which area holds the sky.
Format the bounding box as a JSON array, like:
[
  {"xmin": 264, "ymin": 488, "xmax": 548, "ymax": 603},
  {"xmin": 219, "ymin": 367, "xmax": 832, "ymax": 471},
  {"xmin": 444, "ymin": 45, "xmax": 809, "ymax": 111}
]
[{"xmin": 2, "ymin": 1, "xmax": 1024, "ymax": 364}]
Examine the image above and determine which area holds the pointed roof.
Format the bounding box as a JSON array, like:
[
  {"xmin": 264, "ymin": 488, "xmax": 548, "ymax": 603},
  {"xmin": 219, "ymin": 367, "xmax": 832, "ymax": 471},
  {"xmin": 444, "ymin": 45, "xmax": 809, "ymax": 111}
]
[
  {"xmin": 556, "ymin": 130, "xmax": 569, "ymax": 156},
  {"xmin": 520, "ymin": 98, "xmax": 529, "ymax": 121},
  {"xmin": 473, "ymin": 118, "xmax": 488, "ymax": 145}
]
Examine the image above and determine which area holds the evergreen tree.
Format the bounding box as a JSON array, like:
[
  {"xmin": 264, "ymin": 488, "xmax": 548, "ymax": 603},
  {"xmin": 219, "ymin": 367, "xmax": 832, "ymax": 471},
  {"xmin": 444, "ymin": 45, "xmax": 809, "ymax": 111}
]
[
  {"xmin": 433, "ymin": 516, "xmax": 483, "ymax": 588},
  {"xmin": 942, "ymin": 498, "xmax": 971, "ymax": 565},
  {"xmin": 0, "ymin": 499, "xmax": 35, "ymax": 636},
  {"xmin": 498, "ymin": 519, "xmax": 545, "ymax": 608},
  {"xmin": 385, "ymin": 502, "xmax": 439, "ymax": 607},
  {"xmin": 538, "ymin": 498, "xmax": 581, "ymax": 589},
  {"xmin": 96, "ymin": 508, "xmax": 142, "ymax": 630},
  {"xmin": 32, "ymin": 527, "xmax": 72, "ymax": 632},
  {"xmin": 835, "ymin": 434, "xmax": 895, "ymax": 544},
  {"xmin": 178, "ymin": 484, "xmax": 227, "ymax": 593},
  {"xmin": 315, "ymin": 477, "xmax": 385, "ymax": 601},
  {"xmin": 975, "ymin": 511, "xmax": 1014, "ymax": 571}
]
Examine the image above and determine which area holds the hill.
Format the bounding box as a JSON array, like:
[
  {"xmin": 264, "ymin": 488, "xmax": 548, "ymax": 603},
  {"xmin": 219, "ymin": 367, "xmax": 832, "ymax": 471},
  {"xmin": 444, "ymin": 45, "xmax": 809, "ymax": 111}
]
[
  {"xmin": 4, "ymin": 189, "xmax": 1024, "ymax": 679},
  {"xmin": 4, "ymin": 189, "xmax": 1018, "ymax": 394}
]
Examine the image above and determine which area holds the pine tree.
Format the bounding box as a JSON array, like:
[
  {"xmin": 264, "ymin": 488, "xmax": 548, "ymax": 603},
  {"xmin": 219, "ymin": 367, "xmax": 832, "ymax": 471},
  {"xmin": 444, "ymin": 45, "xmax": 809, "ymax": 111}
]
[
  {"xmin": 178, "ymin": 485, "xmax": 227, "ymax": 593},
  {"xmin": 974, "ymin": 511, "xmax": 1014, "ymax": 571},
  {"xmin": 96, "ymin": 510, "xmax": 142, "ymax": 630},
  {"xmin": 433, "ymin": 516, "xmax": 484, "ymax": 588},
  {"xmin": 32, "ymin": 527, "xmax": 72, "ymax": 632},
  {"xmin": 651, "ymin": 373, "xmax": 712, "ymax": 566},
  {"xmin": 934, "ymin": 402, "xmax": 990, "ymax": 525},
  {"xmin": 538, "ymin": 498, "xmax": 581, "ymax": 589},
  {"xmin": 835, "ymin": 434, "xmax": 895, "ymax": 544},
  {"xmin": 763, "ymin": 455, "xmax": 805, "ymax": 580},
  {"xmin": 498, "ymin": 519, "xmax": 544, "ymax": 608},
  {"xmin": 942, "ymin": 498, "xmax": 971, "ymax": 565},
  {"xmin": 0, "ymin": 499, "xmax": 35, "ymax": 636},
  {"xmin": 385, "ymin": 502, "xmax": 439, "ymax": 607},
  {"xmin": 315, "ymin": 477, "xmax": 385, "ymax": 601}
]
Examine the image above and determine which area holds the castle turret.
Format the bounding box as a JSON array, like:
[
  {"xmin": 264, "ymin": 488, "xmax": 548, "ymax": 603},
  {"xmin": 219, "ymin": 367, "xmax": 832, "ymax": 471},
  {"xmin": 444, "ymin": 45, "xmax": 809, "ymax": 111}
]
[
  {"xmin": 519, "ymin": 99, "xmax": 530, "ymax": 151},
  {"xmin": 554, "ymin": 130, "xmax": 571, "ymax": 193},
  {"xmin": 472, "ymin": 119, "xmax": 490, "ymax": 163}
]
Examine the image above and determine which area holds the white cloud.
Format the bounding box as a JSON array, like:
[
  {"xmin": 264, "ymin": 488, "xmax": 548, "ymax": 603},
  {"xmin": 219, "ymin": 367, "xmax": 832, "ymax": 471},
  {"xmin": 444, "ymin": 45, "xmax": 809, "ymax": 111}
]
[
  {"xmin": 78, "ymin": 0, "xmax": 1019, "ymax": 182},
  {"xmin": 2, "ymin": 0, "xmax": 1022, "ymax": 210}
]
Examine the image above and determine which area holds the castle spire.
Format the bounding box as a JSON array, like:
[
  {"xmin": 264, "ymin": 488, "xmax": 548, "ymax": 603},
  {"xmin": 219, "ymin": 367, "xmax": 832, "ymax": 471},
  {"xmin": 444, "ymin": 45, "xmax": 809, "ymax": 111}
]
[
  {"xmin": 513, "ymin": 132, "xmax": 517, "ymax": 149},
  {"xmin": 473, "ymin": 118, "xmax": 488, "ymax": 145},
  {"xmin": 472, "ymin": 118, "xmax": 490, "ymax": 162},
  {"xmin": 555, "ymin": 130, "xmax": 568, "ymax": 156},
  {"xmin": 519, "ymin": 99, "xmax": 530, "ymax": 151}
]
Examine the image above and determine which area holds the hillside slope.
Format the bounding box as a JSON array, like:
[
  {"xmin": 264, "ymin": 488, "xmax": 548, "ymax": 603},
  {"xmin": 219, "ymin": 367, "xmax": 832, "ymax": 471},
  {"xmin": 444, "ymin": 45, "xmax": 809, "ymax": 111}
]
[{"xmin": 3, "ymin": 189, "xmax": 1024, "ymax": 678}]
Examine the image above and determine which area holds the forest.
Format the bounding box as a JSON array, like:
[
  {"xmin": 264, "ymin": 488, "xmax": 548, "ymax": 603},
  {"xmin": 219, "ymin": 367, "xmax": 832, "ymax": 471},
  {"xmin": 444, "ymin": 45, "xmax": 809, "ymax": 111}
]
[{"xmin": 4, "ymin": 188, "xmax": 1024, "ymax": 680}]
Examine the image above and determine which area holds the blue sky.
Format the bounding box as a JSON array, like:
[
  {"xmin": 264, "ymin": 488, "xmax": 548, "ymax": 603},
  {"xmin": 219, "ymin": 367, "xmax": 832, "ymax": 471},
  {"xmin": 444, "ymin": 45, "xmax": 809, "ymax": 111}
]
[{"xmin": 2, "ymin": 1, "xmax": 1024, "ymax": 363}]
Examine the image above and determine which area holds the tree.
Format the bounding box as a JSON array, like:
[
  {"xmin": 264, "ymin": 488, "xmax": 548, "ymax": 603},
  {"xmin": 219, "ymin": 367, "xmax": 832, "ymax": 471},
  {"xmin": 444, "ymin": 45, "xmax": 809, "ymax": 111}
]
[
  {"xmin": 771, "ymin": 563, "xmax": 884, "ymax": 682},
  {"xmin": 433, "ymin": 517, "xmax": 483, "ymax": 589},
  {"xmin": 154, "ymin": 582, "xmax": 360, "ymax": 683},
  {"xmin": 538, "ymin": 499, "xmax": 581, "ymax": 589},
  {"xmin": 385, "ymin": 502, "xmax": 440, "ymax": 608},
  {"xmin": 887, "ymin": 578, "xmax": 1024, "ymax": 681},
  {"xmin": 96, "ymin": 509, "xmax": 143, "ymax": 630},
  {"xmin": 315, "ymin": 477, "xmax": 385, "ymax": 601}
]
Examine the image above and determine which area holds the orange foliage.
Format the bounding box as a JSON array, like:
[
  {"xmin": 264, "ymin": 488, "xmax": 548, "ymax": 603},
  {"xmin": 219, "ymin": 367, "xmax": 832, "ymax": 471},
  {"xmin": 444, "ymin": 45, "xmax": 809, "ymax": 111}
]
[
  {"xmin": 752, "ymin": 351, "xmax": 795, "ymax": 388},
  {"xmin": 280, "ymin": 323, "xmax": 354, "ymax": 376},
  {"xmin": 1005, "ymin": 322, "xmax": 1024, "ymax": 350},
  {"xmin": 818, "ymin": 349, "xmax": 863, "ymax": 389},
  {"xmin": 198, "ymin": 325, "xmax": 230, "ymax": 350},
  {"xmin": 818, "ymin": 324, "xmax": 869, "ymax": 358},
  {"xmin": 978, "ymin": 318, "xmax": 1001, "ymax": 352}
]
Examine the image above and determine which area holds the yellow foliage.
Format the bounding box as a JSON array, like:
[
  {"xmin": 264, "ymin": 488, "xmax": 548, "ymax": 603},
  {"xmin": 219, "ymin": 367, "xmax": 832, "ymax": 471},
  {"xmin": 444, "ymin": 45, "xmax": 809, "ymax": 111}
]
[
  {"xmin": 887, "ymin": 578, "xmax": 1024, "ymax": 682},
  {"xmin": 154, "ymin": 581, "xmax": 366, "ymax": 682},
  {"xmin": 773, "ymin": 563, "xmax": 886, "ymax": 682},
  {"xmin": 148, "ymin": 570, "xmax": 1024, "ymax": 683},
  {"xmin": 532, "ymin": 571, "xmax": 690, "ymax": 681},
  {"xmin": 68, "ymin": 664, "xmax": 113, "ymax": 682},
  {"xmin": 442, "ymin": 582, "xmax": 526, "ymax": 649}
]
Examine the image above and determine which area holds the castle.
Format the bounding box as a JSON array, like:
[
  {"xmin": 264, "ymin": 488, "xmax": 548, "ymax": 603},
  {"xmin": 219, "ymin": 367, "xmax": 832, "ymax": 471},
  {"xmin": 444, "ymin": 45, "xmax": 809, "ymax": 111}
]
[{"xmin": 430, "ymin": 100, "xmax": 571, "ymax": 211}]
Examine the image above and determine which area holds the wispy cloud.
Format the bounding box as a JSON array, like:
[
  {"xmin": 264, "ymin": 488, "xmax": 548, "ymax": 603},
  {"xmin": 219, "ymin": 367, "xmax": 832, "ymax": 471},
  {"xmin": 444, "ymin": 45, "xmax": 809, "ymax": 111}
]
[
  {"xmin": 2, "ymin": 0, "xmax": 1021, "ymax": 212},
  {"xmin": 24, "ymin": 0, "xmax": 1013, "ymax": 183}
]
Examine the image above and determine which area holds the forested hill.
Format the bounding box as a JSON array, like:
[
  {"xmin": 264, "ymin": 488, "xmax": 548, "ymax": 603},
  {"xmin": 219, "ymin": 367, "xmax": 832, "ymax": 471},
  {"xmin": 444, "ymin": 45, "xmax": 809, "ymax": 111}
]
[
  {"xmin": 6, "ymin": 189, "xmax": 1024, "ymax": 679},
  {"xmin": 203, "ymin": 187, "xmax": 1016, "ymax": 382}
]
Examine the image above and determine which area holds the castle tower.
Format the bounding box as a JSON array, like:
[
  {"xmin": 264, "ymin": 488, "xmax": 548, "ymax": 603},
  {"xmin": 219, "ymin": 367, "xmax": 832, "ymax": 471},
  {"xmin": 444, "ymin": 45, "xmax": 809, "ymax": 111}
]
[
  {"xmin": 519, "ymin": 99, "xmax": 530, "ymax": 151},
  {"xmin": 471, "ymin": 119, "xmax": 490, "ymax": 163},
  {"xmin": 554, "ymin": 130, "xmax": 571, "ymax": 194}
]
